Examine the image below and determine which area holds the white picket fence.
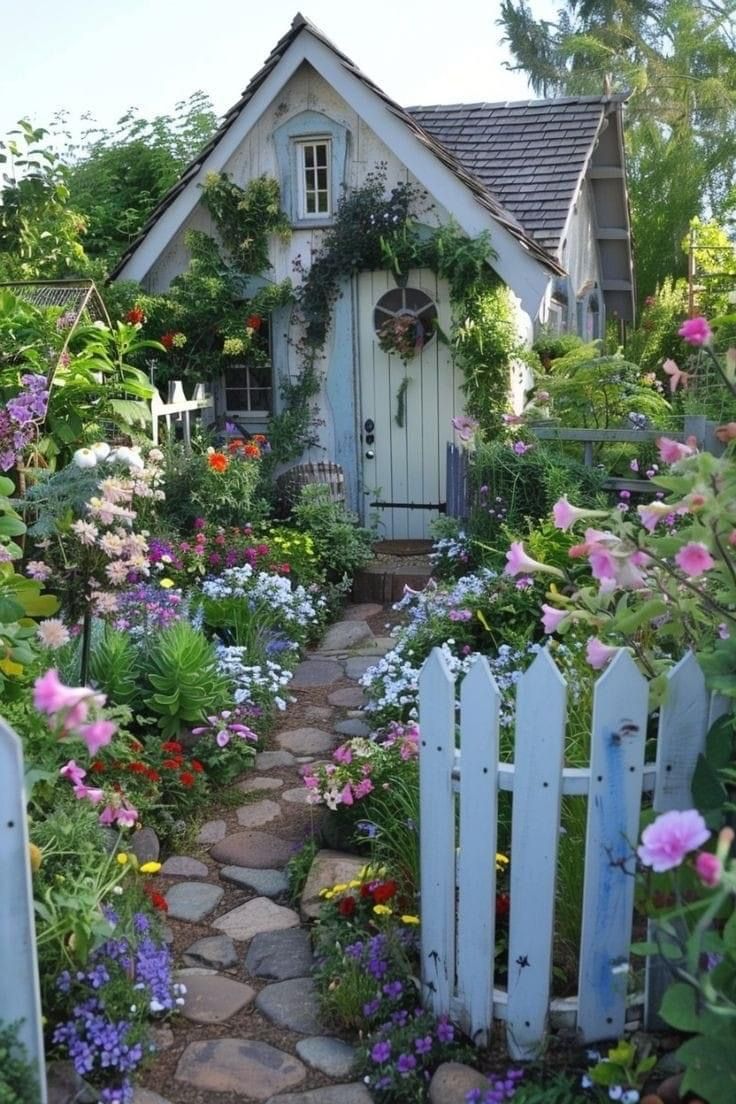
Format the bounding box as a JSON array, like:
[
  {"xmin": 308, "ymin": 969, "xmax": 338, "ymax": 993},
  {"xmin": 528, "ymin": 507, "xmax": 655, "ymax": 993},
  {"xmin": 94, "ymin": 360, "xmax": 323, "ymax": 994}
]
[
  {"xmin": 418, "ymin": 646, "xmax": 726, "ymax": 1060},
  {"xmin": 150, "ymin": 380, "xmax": 214, "ymax": 448},
  {"xmin": 0, "ymin": 718, "xmax": 47, "ymax": 1101}
]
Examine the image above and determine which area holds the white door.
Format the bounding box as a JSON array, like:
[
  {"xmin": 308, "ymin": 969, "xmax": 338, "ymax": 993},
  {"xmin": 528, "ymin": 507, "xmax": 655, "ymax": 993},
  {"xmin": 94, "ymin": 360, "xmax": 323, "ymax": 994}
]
[{"xmin": 357, "ymin": 269, "xmax": 464, "ymax": 540}]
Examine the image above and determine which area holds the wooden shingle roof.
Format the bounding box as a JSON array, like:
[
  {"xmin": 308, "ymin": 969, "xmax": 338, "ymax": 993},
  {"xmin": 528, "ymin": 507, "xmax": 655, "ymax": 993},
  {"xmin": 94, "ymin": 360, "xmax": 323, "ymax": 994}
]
[{"xmin": 409, "ymin": 97, "xmax": 628, "ymax": 254}]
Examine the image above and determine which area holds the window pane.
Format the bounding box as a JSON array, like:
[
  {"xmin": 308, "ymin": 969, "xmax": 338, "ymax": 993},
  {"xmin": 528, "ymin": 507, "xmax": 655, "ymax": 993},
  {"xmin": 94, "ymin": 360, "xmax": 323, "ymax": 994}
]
[
  {"xmin": 306, "ymin": 192, "xmax": 315, "ymax": 213},
  {"xmin": 249, "ymin": 388, "xmax": 271, "ymax": 411},
  {"xmin": 316, "ymin": 143, "xmax": 328, "ymax": 167},
  {"xmin": 226, "ymin": 389, "xmax": 249, "ymax": 408},
  {"xmin": 304, "ymin": 144, "xmax": 314, "ymax": 168},
  {"xmin": 317, "ymin": 192, "xmax": 329, "ymax": 213},
  {"xmin": 316, "ymin": 167, "xmax": 328, "ymax": 190}
]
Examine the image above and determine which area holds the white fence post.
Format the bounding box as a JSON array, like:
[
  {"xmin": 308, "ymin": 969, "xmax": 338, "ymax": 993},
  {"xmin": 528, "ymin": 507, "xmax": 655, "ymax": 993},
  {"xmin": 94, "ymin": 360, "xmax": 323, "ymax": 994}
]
[
  {"xmin": 149, "ymin": 380, "xmax": 214, "ymax": 451},
  {"xmin": 644, "ymin": 653, "xmax": 710, "ymax": 1027},
  {"xmin": 419, "ymin": 648, "xmax": 457, "ymax": 1016},
  {"xmin": 505, "ymin": 649, "xmax": 567, "ymax": 1059},
  {"xmin": 457, "ymin": 656, "xmax": 500, "ymax": 1044},
  {"xmin": 0, "ymin": 718, "xmax": 47, "ymax": 1103},
  {"xmin": 577, "ymin": 651, "xmax": 649, "ymax": 1041}
]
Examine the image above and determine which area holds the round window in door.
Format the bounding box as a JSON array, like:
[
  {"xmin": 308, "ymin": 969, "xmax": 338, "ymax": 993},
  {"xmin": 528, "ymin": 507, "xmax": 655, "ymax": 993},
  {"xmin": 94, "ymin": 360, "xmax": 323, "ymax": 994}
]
[{"xmin": 374, "ymin": 287, "xmax": 438, "ymax": 360}]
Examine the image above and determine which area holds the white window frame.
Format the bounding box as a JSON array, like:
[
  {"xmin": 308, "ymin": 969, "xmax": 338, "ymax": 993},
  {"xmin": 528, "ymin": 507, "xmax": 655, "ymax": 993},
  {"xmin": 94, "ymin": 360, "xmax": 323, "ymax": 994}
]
[{"xmin": 296, "ymin": 138, "xmax": 332, "ymax": 220}]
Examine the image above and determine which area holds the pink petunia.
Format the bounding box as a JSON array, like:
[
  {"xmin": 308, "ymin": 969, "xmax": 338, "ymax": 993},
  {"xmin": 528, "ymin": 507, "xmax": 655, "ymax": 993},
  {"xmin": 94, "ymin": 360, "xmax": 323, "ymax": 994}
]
[
  {"xmin": 637, "ymin": 501, "xmax": 672, "ymax": 532},
  {"xmin": 675, "ymin": 542, "xmax": 715, "ymax": 577},
  {"xmin": 73, "ymin": 784, "xmax": 105, "ymax": 805},
  {"xmin": 637, "ymin": 809, "xmax": 710, "ymax": 872},
  {"xmin": 585, "ymin": 637, "xmax": 620, "ymax": 670},
  {"xmin": 695, "ymin": 851, "xmax": 722, "ymax": 888},
  {"xmin": 588, "ymin": 546, "xmax": 619, "ymax": 582},
  {"xmin": 333, "ymin": 744, "xmax": 353, "ymax": 765},
  {"xmin": 78, "ymin": 719, "xmax": 116, "ymax": 756},
  {"xmin": 504, "ymin": 541, "xmax": 562, "ymax": 579},
  {"xmin": 216, "ymin": 729, "xmax": 230, "ymax": 748},
  {"xmin": 678, "ymin": 317, "xmax": 712, "ymax": 347},
  {"xmin": 451, "ymin": 415, "xmax": 479, "ymax": 443},
  {"xmin": 115, "ymin": 804, "xmax": 139, "ymax": 828},
  {"xmin": 551, "ymin": 497, "xmax": 606, "ymax": 531},
  {"xmin": 340, "ymin": 784, "xmax": 354, "ymax": 807},
  {"xmin": 540, "ymin": 604, "xmax": 568, "ymax": 634},
  {"xmin": 60, "ymin": 760, "xmax": 86, "ymax": 786},
  {"xmin": 657, "ymin": 436, "xmax": 697, "ymax": 466}
]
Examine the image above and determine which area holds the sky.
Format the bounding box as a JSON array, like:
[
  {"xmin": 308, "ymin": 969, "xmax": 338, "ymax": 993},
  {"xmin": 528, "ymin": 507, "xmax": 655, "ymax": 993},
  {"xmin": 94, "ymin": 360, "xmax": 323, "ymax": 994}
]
[{"xmin": 0, "ymin": 0, "xmax": 561, "ymax": 142}]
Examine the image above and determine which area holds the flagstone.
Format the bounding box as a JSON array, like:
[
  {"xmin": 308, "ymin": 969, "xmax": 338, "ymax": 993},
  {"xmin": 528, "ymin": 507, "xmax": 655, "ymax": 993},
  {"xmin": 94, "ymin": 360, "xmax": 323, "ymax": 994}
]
[
  {"xmin": 210, "ymin": 830, "xmax": 297, "ymax": 868},
  {"xmin": 295, "ymin": 1037, "xmax": 357, "ymax": 1079},
  {"xmin": 183, "ymin": 934, "xmax": 239, "ymax": 969},
  {"xmin": 220, "ymin": 865, "xmax": 289, "ymax": 897},
  {"xmin": 238, "ymin": 775, "xmax": 284, "ymax": 793},
  {"xmin": 180, "ymin": 973, "xmax": 255, "ymax": 1024},
  {"xmin": 165, "ymin": 881, "xmax": 223, "ymax": 923},
  {"xmin": 236, "ymin": 799, "xmax": 282, "ymax": 828},
  {"xmin": 160, "ymin": 856, "xmax": 208, "ymax": 878},
  {"xmin": 196, "ymin": 819, "xmax": 227, "ymax": 844},
  {"xmin": 244, "ymin": 927, "xmax": 314, "ymax": 980},
  {"xmin": 212, "ymin": 897, "xmax": 300, "ymax": 942},
  {"xmin": 290, "ymin": 659, "xmax": 343, "ymax": 689},
  {"xmin": 327, "ymin": 686, "xmax": 368, "ymax": 708},
  {"xmin": 175, "ymin": 1038, "xmax": 306, "ymax": 1100},
  {"xmin": 255, "ymin": 977, "xmax": 322, "ymax": 1034},
  {"xmin": 276, "ymin": 727, "xmax": 336, "ymax": 755}
]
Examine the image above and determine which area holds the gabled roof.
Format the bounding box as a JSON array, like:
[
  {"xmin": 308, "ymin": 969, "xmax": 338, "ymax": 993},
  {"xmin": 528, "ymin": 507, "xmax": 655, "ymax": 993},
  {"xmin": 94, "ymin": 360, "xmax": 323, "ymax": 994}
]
[
  {"xmin": 111, "ymin": 13, "xmax": 562, "ymax": 284},
  {"xmin": 409, "ymin": 96, "xmax": 627, "ymax": 254}
]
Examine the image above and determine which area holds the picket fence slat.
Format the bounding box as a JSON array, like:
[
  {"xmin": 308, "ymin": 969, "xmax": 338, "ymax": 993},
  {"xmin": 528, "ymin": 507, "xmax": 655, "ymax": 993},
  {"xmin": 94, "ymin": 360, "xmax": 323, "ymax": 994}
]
[
  {"xmin": 577, "ymin": 651, "xmax": 649, "ymax": 1041},
  {"xmin": 457, "ymin": 657, "xmax": 500, "ymax": 1044},
  {"xmin": 419, "ymin": 648, "xmax": 457, "ymax": 1015},
  {"xmin": 505, "ymin": 650, "xmax": 567, "ymax": 1059},
  {"xmin": 645, "ymin": 653, "xmax": 710, "ymax": 1027},
  {"xmin": 0, "ymin": 719, "xmax": 47, "ymax": 1103}
]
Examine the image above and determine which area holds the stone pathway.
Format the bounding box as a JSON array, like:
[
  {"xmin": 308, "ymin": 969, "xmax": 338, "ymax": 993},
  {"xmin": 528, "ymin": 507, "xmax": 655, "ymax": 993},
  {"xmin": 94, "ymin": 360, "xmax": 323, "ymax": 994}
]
[{"xmin": 134, "ymin": 603, "xmax": 391, "ymax": 1104}]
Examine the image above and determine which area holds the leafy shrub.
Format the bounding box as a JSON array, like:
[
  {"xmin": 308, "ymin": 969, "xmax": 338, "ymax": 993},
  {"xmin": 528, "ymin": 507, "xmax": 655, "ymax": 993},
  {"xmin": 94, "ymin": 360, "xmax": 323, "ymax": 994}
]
[
  {"xmin": 159, "ymin": 441, "xmax": 269, "ymax": 530},
  {"xmin": 0, "ymin": 1021, "xmax": 40, "ymax": 1104},
  {"xmin": 291, "ymin": 484, "xmax": 373, "ymax": 581},
  {"xmin": 467, "ymin": 440, "xmax": 606, "ymax": 550},
  {"xmin": 147, "ymin": 621, "xmax": 228, "ymax": 737}
]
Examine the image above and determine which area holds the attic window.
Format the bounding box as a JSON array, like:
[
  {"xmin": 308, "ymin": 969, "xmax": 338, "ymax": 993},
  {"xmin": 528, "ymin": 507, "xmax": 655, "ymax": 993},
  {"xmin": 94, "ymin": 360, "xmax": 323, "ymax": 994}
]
[{"xmin": 297, "ymin": 139, "xmax": 331, "ymax": 218}]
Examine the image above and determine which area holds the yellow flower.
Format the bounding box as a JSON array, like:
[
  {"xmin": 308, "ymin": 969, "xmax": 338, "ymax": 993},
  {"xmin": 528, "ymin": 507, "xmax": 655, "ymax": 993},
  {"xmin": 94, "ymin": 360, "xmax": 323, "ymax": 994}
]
[
  {"xmin": 401, "ymin": 914, "xmax": 420, "ymax": 925},
  {"xmin": 29, "ymin": 843, "xmax": 42, "ymax": 873},
  {"xmin": 348, "ymin": 880, "xmax": 362, "ymax": 889},
  {"xmin": 140, "ymin": 861, "xmax": 162, "ymax": 874},
  {"xmin": 160, "ymin": 578, "xmax": 174, "ymax": 589},
  {"xmin": 373, "ymin": 904, "xmax": 392, "ymax": 916},
  {"xmin": 116, "ymin": 852, "xmax": 128, "ymax": 865},
  {"xmin": 496, "ymin": 853, "xmax": 509, "ymax": 869},
  {"xmin": 330, "ymin": 883, "xmax": 348, "ymax": 894}
]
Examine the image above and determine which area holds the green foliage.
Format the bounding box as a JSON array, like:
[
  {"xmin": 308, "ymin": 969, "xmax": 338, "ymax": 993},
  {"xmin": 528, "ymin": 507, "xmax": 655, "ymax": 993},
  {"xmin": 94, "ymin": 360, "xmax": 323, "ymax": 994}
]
[
  {"xmin": 454, "ymin": 279, "xmax": 526, "ymax": 433},
  {"xmin": 147, "ymin": 621, "xmax": 228, "ymax": 737},
  {"xmin": 157, "ymin": 441, "xmax": 269, "ymax": 529},
  {"xmin": 200, "ymin": 172, "xmax": 291, "ymax": 274},
  {"xmin": 291, "ymin": 484, "xmax": 374, "ymax": 581},
  {"xmin": 0, "ymin": 1021, "xmax": 40, "ymax": 1104},
  {"xmin": 286, "ymin": 838, "xmax": 319, "ymax": 905},
  {"xmin": 63, "ymin": 93, "xmax": 218, "ymax": 266},
  {"xmin": 511, "ymin": 1073, "xmax": 583, "ymax": 1104},
  {"xmin": 585, "ymin": 1038, "xmax": 656, "ymax": 1097},
  {"xmin": 535, "ymin": 342, "xmax": 671, "ymax": 431},
  {"xmin": 0, "ymin": 120, "xmax": 88, "ymax": 280}
]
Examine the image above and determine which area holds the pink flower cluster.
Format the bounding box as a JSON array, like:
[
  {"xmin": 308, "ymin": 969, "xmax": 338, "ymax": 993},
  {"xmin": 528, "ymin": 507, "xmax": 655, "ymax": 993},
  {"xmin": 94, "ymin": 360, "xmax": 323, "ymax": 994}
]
[
  {"xmin": 34, "ymin": 670, "xmax": 138, "ymax": 828},
  {"xmin": 637, "ymin": 809, "xmax": 710, "ymax": 874}
]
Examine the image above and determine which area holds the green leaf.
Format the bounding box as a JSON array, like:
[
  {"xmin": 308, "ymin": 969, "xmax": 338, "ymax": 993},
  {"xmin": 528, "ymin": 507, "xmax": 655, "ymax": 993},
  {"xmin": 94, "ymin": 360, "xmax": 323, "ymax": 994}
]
[
  {"xmin": 678, "ymin": 1035, "xmax": 736, "ymax": 1104},
  {"xmin": 0, "ymin": 515, "xmax": 26, "ymax": 537},
  {"xmin": 613, "ymin": 597, "xmax": 668, "ymax": 634},
  {"xmin": 723, "ymin": 910, "xmax": 736, "ymax": 958},
  {"xmin": 660, "ymin": 983, "xmax": 705, "ymax": 1032},
  {"xmin": 706, "ymin": 715, "xmax": 734, "ymax": 770},
  {"xmin": 0, "ymin": 476, "xmax": 14, "ymax": 496},
  {"xmin": 108, "ymin": 397, "xmax": 151, "ymax": 426},
  {"xmin": 630, "ymin": 940, "xmax": 660, "ymax": 956},
  {"xmin": 0, "ymin": 595, "xmax": 25, "ymax": 621},
  {"xmin": 692, "ymin": 753, "xmax": 727, "ymax": 812}
]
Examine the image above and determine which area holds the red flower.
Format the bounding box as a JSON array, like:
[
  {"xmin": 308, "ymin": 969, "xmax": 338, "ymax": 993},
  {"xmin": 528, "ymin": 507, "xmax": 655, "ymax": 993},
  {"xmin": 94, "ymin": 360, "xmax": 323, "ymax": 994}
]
[
  {"xmin": 160, "ymin": 331, "xmax": 176, "ymax": 350},
  {"xmin": 372, "ymin": 880, "xmax": 397, "ymax": 905},
  {"xmin": 90, "ymin": 761, "xmax": 105, "ymax": 773},
  {"xmin": 277, "ymin": 563, "xmax": 291, "ymax": 574},
  {"xmin": 360, "ymin": 884, "xmax": 372, "ymax": 899},
  {"xmin": 130, "ymin": 740, "xmax": 144, "ymax": 753},
  {"xmin": 125, "ymin": 306, "xmax": 145, "ymax": 325},
  {"xmin": 146, "ymin": 769, "xmax": 161, "ymax": 783},
  {"xmin": 162, "ymin": 758, "xmax": 180, "ymax": 770},
  {"xmin": 495, "ymin": 893, "xmax": 510, "ymax": 918},
  {"xmin": 129, "ymin": 762, "xmax": 147, "ymax": 774},
  {"xmin": 208, "ymin": 452, "xmax": 229, "ymax": 473},
  {"xmin": 243, "ymin": 443, "xmax": 261, "ymax": 459},
  {"xmin": 190, "ymin": 760, "xmax": 204, "ymax": 773},
  {"xmin": 338, "ymin": 896, "xmax": 356, "ymax": 917},
  {"xmin": 246, "ymin": 314, "xmax": 262, "ymax": 331},
  {"xmin": 162, "ymin": 741, "xmax": 183, "ymax": 753},
  {"xmin": 180, "ymin": 771, "xmax": 195, "ymax": 787},
  {"xmin": 145, "ymin": 888, "xmax": 169, "ymax": 912}
]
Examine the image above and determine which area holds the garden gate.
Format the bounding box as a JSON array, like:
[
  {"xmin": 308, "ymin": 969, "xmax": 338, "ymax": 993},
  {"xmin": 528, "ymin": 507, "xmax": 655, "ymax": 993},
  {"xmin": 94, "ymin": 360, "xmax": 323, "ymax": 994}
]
[
  {"xmin": 0, "ymin": 718, "xmax": 47, "ymax": 1101},
  {"xmin": 418, "ymin": 646, "xmax": 726, "ymax": 1060}
]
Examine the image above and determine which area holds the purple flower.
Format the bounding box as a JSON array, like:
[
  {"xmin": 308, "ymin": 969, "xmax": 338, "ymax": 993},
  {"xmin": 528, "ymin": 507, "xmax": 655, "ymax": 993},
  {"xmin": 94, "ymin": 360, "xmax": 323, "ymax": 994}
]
[
  {"xmin": 371, "ymin": 1040, "xmax": 391, "ymax": 1063},
  {"xmin": 397, "ymin": 1052, "xmax": 417, "ymax": 1075},
  {"xmin": 436, "ymin": 1018, "xmax": 454, "ymax": 1043},
  {"xmin": 383, "ymin": 980, "xmax": 403, "ymax": 999},
  {"xmin": 512, "ymin": 440, "xmax": 530, "ymax": 455},
  {"xmin": 363, "ymin": 997, "xmax": 381, "ymax": 1017},
  {"xmin": 414, "ymin": 1034, "xmax": 433, "ymax": 1054}
]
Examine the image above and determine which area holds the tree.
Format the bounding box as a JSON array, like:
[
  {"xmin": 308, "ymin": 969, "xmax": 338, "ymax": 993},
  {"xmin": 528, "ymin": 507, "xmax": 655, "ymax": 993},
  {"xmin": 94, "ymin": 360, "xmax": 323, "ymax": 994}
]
[
  {"xmin": 498, "ymin": 0, "xmax": 736, "ymax": 301},
  {"xmin": 0, "ymin": 120, "xmax": 89, "ymax": 280},
  {"xmin": 62, "ymin": 92, "xmax": 218, "ymax": 267}
]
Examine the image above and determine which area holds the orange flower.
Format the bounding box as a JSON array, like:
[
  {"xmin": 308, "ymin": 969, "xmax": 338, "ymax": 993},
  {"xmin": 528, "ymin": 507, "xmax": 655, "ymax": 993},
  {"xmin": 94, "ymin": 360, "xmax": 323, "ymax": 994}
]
[
  {"xmin": 208, "ymin": 452, "xmax": 229, "ymax": 472},
  {"xmin": 244, "ymin": 443, "xmax": 261, "ymax": 459}
]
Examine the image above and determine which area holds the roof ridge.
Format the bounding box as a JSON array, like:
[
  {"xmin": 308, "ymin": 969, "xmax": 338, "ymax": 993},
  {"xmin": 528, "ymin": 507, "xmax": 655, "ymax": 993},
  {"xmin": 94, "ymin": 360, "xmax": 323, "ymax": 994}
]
[{"xmin": 409, "ymin": 93, "xmax": 628, "ymax": 111}]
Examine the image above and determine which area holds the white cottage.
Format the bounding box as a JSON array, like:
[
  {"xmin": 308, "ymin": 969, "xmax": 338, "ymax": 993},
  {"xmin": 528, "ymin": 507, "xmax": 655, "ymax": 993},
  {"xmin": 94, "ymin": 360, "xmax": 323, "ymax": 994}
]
[{"xmin": 113, "ymin": 13, "xmax": 634, "ymax": 538}]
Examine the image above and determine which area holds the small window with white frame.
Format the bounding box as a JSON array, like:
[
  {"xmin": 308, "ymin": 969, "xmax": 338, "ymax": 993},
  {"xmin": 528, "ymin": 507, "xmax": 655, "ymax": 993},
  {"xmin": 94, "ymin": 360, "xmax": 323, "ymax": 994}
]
[
  {"xmin": 224, "ymin": 318, "xmax": 272, "ymax": 417},
  {"xmin": 297, "ymin": 138, "xmax": 331, "ymax": 219}
]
